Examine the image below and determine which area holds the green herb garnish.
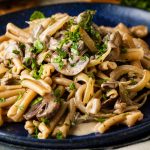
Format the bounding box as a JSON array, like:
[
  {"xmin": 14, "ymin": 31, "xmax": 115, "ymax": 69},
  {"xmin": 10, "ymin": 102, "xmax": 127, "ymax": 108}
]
[
  {"xmin": 31, "ymin": 40, "xmax": 45, "ymax": 54},
  {"xmin": 87, "ymin": 72, "xmax": 95, "ymax": 79},
  {"xmin": 97, "ymin": 43, "xmax": 107, "ymax": 55},
  {"xmin": 54, "ymin": 89, "xmax": 61, "ymax": 98},
  {"xmin": 40, "ymin": 118, "xmax": 49, "ymax": 125},
  {"xmin": 30, "ymin": 11, "xmax": 45, "ymax": 21},
  {"xmin": 69, "ymin": 82, "xmax": 76, "ymax": 90},
  {"xmin": 71, "ymin": 42, "xmax": 79, "ymax": 55},
  {"xmin": 56, "ymin": 131, "xmax": 63, "ymax": 139},
  {"xmin": 19, "ymin": 42, "xmax": 25, "ymax": 51},
  {"xmin": 12, "ymin": 50, "xmax": 20, "ymax": 55},
  {"xmin": 96, "ymin": 117, "xmax": 106, "ymax": 123},
  {"xmin": 96, "ymin": 79, "xmax": 108, "ymax": 85},
  {"xmin": 0, "ymin": 98, "xmax": 6, "ymax": 102},
  {"xmin": 31, "ymin": 97, "xmax": 43, "ymax": 106},
  {"xmin": 24, "ymin": 57, "xmax": 32, "ymax": 66}
]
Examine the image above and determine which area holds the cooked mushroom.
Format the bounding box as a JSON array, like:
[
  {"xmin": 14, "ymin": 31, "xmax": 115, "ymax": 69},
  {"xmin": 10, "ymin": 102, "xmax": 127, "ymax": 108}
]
[
  {"xmin": 36, "ymin": 93, "xmax": 60, "ymax": 119},
  {"xmin": 106, "ymin": 31, "xmax": 122, "ymax": 61},
  {"xmin": 101, "ymin": 81, "xmax": 118, "ymax": 90},
  {"xmin": 51, "ymin": 56, "xmax": 89, "ymax": 76},
  {"xmin": 24, "ymin": 93, "xmax": 60, "ymax": 120}
]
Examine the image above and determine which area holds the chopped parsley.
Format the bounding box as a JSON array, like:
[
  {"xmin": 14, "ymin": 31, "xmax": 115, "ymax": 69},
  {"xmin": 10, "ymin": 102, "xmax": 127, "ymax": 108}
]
[
  {"xmin": 19, "ymin": 42, "xmax": 25, "ymax": 51},
  {"xmin": 96, "ymin": 117, "xmax": 106, "ymax": 123},
  {"xmin": 17, "ymin": 92, "xmax": 24, "ymax": 100},
  {"xmin": 40, "ymin": 118, "xmax": 49, "ymax": 125},
  {"xmin": 81, "ymin": 55, "xmax": 87, "ymax": 61},
  {"xmin": 96, "ymin": 79, "xmax": 108, "ymax": 85},
  {"xmin": 30, "ymin": 40, "xmax": 45, "ymax": 54},
  {"xmin": 69, "ymin": 82, "xmax": 76, "ymax": 90},
  {"xmin": 33, "ymin": 127, "xmax": 39, "ymax": 138},
  {"xmin": 31, "ymin": 59, "xmax": 37, "ymax": 70},
  {"xmin": 31, "ymin": 97, "xmax": 43, "ymax": 106},
  {"xmin": 97, "ymin": 43, "xmax": 107, "ymax": 55},
  {"xmin": 56, "ymin": 131, "xmax": 63, "ymax": 139},
  {"xmin": 24, "ymin": 57, "xmax": 32, "ymax": 66},
  {"xmin": 130, "ymin": 79, "xmax": 137, "ymax": 85},
  {"xmin": 12, "ymin": 50, "xmax": 20, "ymax": 55},
  {"xmin": 87, "ymin": 72, "xmax": 95, "ymax": 79},
  {"xmin": 0, "ymin": 98, "xmax": 6, "ymax": 103},
  {"xmin": 53, "ymin": 56, "xmax": 64, "ymax": 70},
  {"xmin": 71, "ymin": 42, "xmax": 79, "ymax": 55},
  {"xmin": 54, "ymin": 89, "xmax": 61, "ymax": 98},
  {"xmin": 30, "ymin": 11, "xmax": 45, "ymax": 21}
]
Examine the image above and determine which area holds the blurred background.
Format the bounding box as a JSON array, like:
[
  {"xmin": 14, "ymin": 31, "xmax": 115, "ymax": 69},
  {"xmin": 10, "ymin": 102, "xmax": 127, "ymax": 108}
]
[{"xmin": 0, "ymin": 0, "xmax": 149, "ymax": 16}]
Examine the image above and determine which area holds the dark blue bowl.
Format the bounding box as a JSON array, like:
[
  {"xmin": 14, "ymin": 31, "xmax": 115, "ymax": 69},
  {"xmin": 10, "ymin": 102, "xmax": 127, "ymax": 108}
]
[{"xmin": 0, "ymin": 3, "xmax": 150, "ymax": 149}]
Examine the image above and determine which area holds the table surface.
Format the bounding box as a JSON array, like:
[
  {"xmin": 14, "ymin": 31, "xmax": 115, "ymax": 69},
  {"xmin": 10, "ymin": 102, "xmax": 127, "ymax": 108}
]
[{"xmin": 0, "ymin": 0, "xmax": 150, "ymax": 149}]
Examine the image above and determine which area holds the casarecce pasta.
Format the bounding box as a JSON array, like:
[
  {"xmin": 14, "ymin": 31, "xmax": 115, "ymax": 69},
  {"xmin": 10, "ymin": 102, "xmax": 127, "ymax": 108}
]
[{"xmin": 0, "ymin": 10, "xmax": 150, "ymax": 139}]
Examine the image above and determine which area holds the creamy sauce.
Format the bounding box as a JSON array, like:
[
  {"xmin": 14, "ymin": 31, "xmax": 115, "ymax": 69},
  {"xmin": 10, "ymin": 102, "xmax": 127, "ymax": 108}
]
[{"xmin": 69, "ymin": 122, "xmax": 99, "ymax": 136}]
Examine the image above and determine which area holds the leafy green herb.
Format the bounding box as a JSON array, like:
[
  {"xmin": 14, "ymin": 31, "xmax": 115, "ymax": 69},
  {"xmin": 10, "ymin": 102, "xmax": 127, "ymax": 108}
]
[
  {"xmin": 69, "ymin": 82, "xmax": 76, "ymax": 90},
  {"xmin": 0, "ymin": 98, "xmax": 6, "ymax": 103},
  {"xmin": 56, "ymin": 48, "xmax": 67, "ymax": 59},
  {"xmin": 81, "ymin": 55, "xmax": 87, "ymax": 61},
  {"xmin": 19, "ymin": 42, "xmax": 25, "ymax": 50},
  {"xmin": 33, "ymin": 127, "xmax": 39, "ymax": 138},
  {"xmin": 32, "ymin": 65, "xmax": 43, "ymax": 79},
  {"xmin": 54, "ymin": 56, "xmax": 64, "ymax": 70},
  {"xmin": 54, "ymin": 89, "xmax": 61, "ymax": 98},
  {"xmin": 96, "ymin": 117, "xmax": 106, "ymax": 123},
  {"xmin": 31, "ymin": 59, "xmax": 37, "ymax": 70},
  {"xmin": 96, "ymin": 79, "xmax": 108, "ymax": 85},
  {"xmin": 45, "ymin": 53, "xmax": 51, "ymax": 59},
  {"xmin": 17, "ymin": 92, "xmax": 24, "ymax": 100},
  {"xmin": 71, "ymin": 42, "xmax": 79, "ymax": 55},
  {"xmin": 30, "ymin": 11, "xmax": 45, "ymax": 21},
  {"xmin": 40, "ymin": 118, "xmax": 49, "ymax": 125},
  {"xmin": 97, "ymin": 43, "xmax": 107, "ymax": 55},
  {"xmin": 87, "ymin": 72, "xmax": 95, "ymax": 79},
  {"xmin": 31, "ymin": 97, "xmax": 43, "ymax": 106},
  {"xmin": 24, "ymin": 57, "xmax": 31, "ymax": 67},
  {"xmin": 12, "ymin": 50, "xmax": 20, "ymax": 55},
  {"xmin": 56, "ymin": 131, "xmax": 63, "ymax": 139},
  {"xmin": 31, "ymin": 40, "xmax": 45, "ymax": 54}
]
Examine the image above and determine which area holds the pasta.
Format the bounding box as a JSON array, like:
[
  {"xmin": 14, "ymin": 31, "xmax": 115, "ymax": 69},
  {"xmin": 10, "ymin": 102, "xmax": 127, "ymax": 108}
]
[{"xmin": 0, "ymin": 10, "xmax": 150, "ymax": 139}]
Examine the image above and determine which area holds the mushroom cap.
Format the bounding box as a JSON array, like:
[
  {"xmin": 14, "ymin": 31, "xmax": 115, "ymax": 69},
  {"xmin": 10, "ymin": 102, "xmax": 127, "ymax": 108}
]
[{"xmin": 51, "ymin": 56, "xmax": 89, "ymax": 76}]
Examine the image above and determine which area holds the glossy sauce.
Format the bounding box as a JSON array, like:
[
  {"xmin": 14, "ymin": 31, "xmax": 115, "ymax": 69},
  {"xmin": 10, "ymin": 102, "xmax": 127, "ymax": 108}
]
[{"xmin": 69, "ymin": 122, "xmax": 99, "ymax": 136}]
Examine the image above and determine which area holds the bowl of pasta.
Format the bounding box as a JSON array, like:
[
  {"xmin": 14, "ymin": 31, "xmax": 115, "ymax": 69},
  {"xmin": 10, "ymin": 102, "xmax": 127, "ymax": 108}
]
[{"xmin": 0, "ymin": 2, "xmax": 150, "ymax": 149}]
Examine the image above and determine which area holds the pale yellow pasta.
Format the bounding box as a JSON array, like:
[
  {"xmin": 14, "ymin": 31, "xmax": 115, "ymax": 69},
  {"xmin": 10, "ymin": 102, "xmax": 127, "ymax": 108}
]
[
  {"xmin": 0, "ymin": 85, "xmax": 22, "ymax": 91},
  {"xmin": 123, "ymin": 111, "xmax": 143, "ymax": 127},
  {"xmin": 0, "ymin": 64, "xmax": 8, "ymax": 75},
  {"xmin": 0, "ymin": 11, "xmax": 149, "ymax": 139},
  {"xmin": 12, "ymin": 58, "xmax": 24, "ymax": 75},
  {"xmin": 119, "ymin": 48, "xmax": 144, "ymax": 61},
  {"xmin": 21, "ymin": 79, "xmax": 49, "ymax": 96},
  {"xmin": 0, "ymin": 88, "xmax": 25, "ymax": 98},
  {"xmin": 83, "ymin": 78, "xmax": 95, "ymax": 104},
  {"xmin": 98, "ymin": 61, "xmax": 117, "ymax": 70},
  {"xmin": 41, "ymin": 64, "xmax": 55, "ymax": 79},
  {"xmin": 0, "ymin": 95, "xmax": 17, "ymax": 107},
  {"xmin": 39, "ymin": 15, "xmax": 69, "ymax": 40},
  {"xmin": 7, "ymin": 89, "xmax": 37, "ymax": 122},
  {"xmin": 98, "ymin": 114, "xmax": 126, "ymax": 133}
]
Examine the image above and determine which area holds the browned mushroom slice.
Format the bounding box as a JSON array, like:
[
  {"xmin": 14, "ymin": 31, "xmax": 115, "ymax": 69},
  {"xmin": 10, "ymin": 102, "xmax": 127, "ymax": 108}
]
[
  {"xmin": 106, "ymin": 31, "xmax": 122, "ymax": 61},
  {"xmin": 101, "ymin": 81, "xmax": 118, "ymax": 90},
  {"xmin": 36, "ymin": 93, "xmax": 60, "ymax": 119},
  {"xmin": 24, "ymin": 102, "xmax": 42, "ymax": 120},
  {"xmin": 51, "ymin": 56, "xmax": 89, "ymax": 76},
  {"xmin": 24, "ymin": 93, "xmax": 60, "ymax": 120}
]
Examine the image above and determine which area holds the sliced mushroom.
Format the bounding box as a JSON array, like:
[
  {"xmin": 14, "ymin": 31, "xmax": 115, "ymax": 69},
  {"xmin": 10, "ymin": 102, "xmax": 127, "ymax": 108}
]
[
  {"xmin": 106, "ymin": 31, "xmax": 122, "ymax": 61},
  {"xmin": 36, "ymin": 93, "xmax": 60, "ymax": 119},
  {"xmin": 101, "ymin": 81, "xmax": 118, "ymax": 90},
  {"xmin": 24, "ymin": 102, "xmax": 42, "ymax": 120},
  {"xmin": 24, "ymin": 93, "xmax": 60, "ymax": 120},
  {"xmin": 51, "ymin": 56, "xmax": 89, "ymax": 76}
]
